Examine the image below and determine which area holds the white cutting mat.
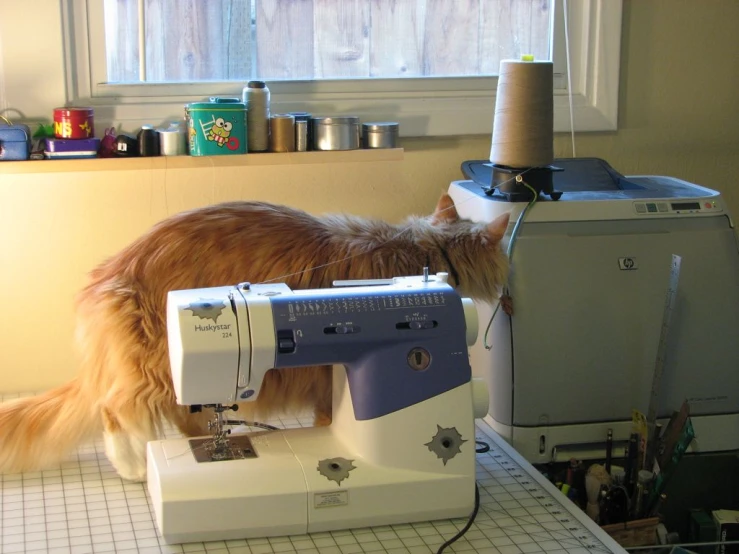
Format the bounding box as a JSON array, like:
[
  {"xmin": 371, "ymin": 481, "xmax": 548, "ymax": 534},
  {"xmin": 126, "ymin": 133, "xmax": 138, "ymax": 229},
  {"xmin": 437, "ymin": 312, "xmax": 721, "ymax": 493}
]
[{"xmin": 0, "ymin": 393, "xmax": 626, "ymax": 554}]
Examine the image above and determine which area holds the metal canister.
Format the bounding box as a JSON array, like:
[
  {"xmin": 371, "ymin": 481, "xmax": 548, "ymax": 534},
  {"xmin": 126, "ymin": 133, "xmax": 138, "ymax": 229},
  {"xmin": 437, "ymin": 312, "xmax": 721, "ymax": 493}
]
[
  {"xmin": 137, "ymin": 125, "xmax": 160, "ymax": 156},
  {"xmin": 269, "ymin": 114, "xmax": 296, "ymax": 152},
  {"xmin": 53, "ymin": 107, "xmax": 94, "ymax": 139},
  {"xmin": 362, "ymin": 122, "xmax": 399, "ymax": 149},
  {"xmin": 312, "ymin": 116, "xmax": 360, "ymax": 151},
  {"xmin": 158, "ymin": 122, "xmax": 186, "ymax": 156},
  {"xmin": 288, "ymin": 112, "xmax": 312, "ymax": 150},
  {"xmin": 295, "ymin": 120, "xmax": 308, "ymax": 152},
  {"xmin": 186, "ymin": 97, "xmax": 247, "ymax": 156}
]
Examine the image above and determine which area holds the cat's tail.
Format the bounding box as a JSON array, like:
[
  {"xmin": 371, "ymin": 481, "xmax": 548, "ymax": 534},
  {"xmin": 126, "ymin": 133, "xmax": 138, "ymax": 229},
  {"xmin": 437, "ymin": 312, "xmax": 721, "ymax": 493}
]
[{"xmin": 0, "ymin": 378, "xmax": 99, "ymax": 474}]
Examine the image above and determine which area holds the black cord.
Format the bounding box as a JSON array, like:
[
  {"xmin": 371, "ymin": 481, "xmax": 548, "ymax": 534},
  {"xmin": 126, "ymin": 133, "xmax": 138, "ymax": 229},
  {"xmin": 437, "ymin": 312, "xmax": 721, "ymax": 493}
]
[
  {"xmin": 436, "ymin": 482, "xmax": 480, "ymax": 554},
  {"xmin": 435, "ymin": 439, "xmax": 490, "ymax": 552}
]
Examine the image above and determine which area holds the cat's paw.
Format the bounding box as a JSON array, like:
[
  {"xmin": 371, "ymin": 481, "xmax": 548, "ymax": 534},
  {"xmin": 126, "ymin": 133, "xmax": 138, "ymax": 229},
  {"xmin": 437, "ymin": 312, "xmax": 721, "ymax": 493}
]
[
  {"xmin": 314, "ymin": 413, "xmax": 332, "ymax": 427},
  {"xmin": 117, "ymin": 466, "xmax": 147, "ymax": 483},
  {"xmin": 108, "ymin": 453, "xmax": 148, "ymax": 482},
  {"xmin": 103, "ymin": 431, "xmax": 148, "ymax": 483}
]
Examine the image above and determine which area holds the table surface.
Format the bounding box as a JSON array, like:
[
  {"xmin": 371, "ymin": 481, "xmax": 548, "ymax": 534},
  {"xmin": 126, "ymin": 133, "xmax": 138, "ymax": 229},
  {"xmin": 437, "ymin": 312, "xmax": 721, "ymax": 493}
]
[{"xmin": 0, "ymin": 393, "xmax": 627, "ymax": 554}]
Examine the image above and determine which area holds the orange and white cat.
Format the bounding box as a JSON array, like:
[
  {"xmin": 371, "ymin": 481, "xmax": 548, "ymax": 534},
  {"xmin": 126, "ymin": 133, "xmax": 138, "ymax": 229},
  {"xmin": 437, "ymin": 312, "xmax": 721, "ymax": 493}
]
[{"xmin": 0, "ymin": 193, "xmax": 509, "ymax": 481}]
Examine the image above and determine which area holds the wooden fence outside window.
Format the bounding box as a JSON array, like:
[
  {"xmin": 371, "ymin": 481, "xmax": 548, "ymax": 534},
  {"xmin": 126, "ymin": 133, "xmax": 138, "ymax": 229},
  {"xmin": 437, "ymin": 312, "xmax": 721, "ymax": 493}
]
[{"xmin": 104, "ymin": 0, "xmax": 552, "ymax": 83}]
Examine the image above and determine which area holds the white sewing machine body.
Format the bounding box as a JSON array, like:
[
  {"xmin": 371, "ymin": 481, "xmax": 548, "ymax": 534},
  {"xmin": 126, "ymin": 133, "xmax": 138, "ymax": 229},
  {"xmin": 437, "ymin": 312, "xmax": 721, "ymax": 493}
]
[
  {"xmin": 147, "ymin": 274, "xmax": 486, "ymax": 544},
  {"xmin": 449, "ymin": 157, "xmax": 739, "ymax": 463}
]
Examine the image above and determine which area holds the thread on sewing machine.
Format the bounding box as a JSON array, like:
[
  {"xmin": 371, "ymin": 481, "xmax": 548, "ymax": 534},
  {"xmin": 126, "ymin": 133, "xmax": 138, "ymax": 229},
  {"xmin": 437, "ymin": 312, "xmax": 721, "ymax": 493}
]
[
  {"xmin": 483, "ymin": 178, "xmax": 539, "ymax": 350},
  {"xmin": 165, "ymin": 420, "xmax": 281, "ymax": 462},
  {"xmin": 489, "ymin": 58, "xmax": 554, "ymax": 168},
  {"xmin": 166, "ymin": 441, "xmax": 209, "ymax": 462},
  {"xmin": 563, "ymin": 0, "xmax": 577, "ymax": 157}
]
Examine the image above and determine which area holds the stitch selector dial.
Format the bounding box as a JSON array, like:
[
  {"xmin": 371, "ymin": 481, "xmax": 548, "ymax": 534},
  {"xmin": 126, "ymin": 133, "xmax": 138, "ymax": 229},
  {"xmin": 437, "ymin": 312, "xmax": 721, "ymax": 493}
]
[{"xmin": 407, "ymin": 347, "xmax": 431, "ymax": 371}]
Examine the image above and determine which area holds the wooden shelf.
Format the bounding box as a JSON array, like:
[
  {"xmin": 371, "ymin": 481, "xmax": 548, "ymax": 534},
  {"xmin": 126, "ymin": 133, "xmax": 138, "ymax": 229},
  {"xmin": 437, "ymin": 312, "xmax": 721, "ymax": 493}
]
[{"xmin": 0, "ymin": 148, "xmax": 404, "ymax": 175}]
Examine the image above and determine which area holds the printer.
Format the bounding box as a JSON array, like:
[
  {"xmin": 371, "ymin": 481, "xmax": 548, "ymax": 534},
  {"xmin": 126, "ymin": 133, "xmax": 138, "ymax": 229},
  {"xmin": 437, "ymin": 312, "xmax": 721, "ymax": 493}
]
[{"xmin": 448, "ymin": 157, "xmax": 739, "ymax": 463}]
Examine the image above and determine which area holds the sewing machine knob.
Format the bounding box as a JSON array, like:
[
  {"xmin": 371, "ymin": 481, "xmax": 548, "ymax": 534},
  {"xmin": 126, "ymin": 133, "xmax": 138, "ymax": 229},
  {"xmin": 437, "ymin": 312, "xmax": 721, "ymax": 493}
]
[
  {"xmin": 407, "ymin": 347, "xmax": 431, "ymax": 371},
  {"xmin": 278, "ymin": 337, "xmax": 295, "ymax": 353},
  {"xmin": 277, "ymin": 330, "xmax": 296, "ymax": 353}
]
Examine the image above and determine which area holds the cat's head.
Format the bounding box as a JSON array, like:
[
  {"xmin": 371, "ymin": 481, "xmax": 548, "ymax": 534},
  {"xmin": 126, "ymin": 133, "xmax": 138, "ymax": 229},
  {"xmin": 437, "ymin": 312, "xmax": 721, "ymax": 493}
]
[{"xmin": 420, "ymin": 193, "xmax": 511, "ymax": 302}]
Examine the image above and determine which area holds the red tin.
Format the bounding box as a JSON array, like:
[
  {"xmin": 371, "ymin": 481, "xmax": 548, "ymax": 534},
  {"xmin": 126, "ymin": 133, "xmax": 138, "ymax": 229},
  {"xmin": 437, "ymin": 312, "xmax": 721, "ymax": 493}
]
[{"xmin": 53, "ymin": 107, "xmax": 95, "ymax": 139}]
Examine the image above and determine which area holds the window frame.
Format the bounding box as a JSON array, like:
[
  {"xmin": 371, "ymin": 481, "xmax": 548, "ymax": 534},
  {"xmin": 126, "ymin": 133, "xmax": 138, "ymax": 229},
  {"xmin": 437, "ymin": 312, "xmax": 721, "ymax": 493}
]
[{"xmin": 62, "ymin": 0, "xmax": 622, "ymax": 137}]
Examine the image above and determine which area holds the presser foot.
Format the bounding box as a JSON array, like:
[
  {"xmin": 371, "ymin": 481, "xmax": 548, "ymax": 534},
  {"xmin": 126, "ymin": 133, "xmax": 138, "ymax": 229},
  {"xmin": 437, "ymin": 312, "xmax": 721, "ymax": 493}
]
[
  {"xmin": 188, "ymin": 403, "xmax": 255, "ymax": 463},
  {"xmin": 188, "ymin": 435, "xmax": 258, "ymax": 463}
]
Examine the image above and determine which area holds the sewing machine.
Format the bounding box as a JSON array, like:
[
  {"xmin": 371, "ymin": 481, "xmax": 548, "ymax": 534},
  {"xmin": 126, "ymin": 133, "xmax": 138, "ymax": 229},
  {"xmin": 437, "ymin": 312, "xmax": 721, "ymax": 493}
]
[{"xmin": 147, "ymin": 272, "xmax": 488, "ymax": 544}]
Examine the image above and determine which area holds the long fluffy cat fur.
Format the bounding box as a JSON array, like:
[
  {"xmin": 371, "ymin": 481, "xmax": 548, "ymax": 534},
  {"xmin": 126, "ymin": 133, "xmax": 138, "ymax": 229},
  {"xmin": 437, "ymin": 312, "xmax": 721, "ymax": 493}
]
[{"xmin": 0, "ymin": 193, "xmax": 509, "ymax": 481}]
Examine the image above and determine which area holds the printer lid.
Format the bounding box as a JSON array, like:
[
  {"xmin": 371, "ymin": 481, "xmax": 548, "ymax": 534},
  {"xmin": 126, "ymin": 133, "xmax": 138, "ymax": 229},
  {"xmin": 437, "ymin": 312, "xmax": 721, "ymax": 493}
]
[{"xmin": 461, "ymin": 157, "xmax": 720, "ymax": 202}]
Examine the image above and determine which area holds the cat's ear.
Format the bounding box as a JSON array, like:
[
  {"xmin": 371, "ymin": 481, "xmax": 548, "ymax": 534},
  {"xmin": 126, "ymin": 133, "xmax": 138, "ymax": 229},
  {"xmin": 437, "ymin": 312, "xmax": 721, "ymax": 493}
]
[
  {"xmin": 431, "ymin": 193, "xmax": 459, "ymax": 224},
  {"xmin": 487, "ymin": 212, "xmax": 511, "ymax": 241}
]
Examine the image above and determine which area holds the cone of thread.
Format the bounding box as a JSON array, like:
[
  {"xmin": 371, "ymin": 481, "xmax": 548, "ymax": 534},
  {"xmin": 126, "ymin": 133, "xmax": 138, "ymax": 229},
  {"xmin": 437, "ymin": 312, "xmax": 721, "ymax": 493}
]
[
  {"xmin": 244, "ymin": 81, "xmax": 270, "ymax": 152},
  {"xmin": 490, "ymin": 59, "xmax": 554, "ymax": 168}
]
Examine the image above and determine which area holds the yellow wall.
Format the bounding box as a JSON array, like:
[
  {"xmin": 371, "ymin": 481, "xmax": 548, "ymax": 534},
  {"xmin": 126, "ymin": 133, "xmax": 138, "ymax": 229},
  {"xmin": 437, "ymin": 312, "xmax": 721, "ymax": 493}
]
[{"xmin": 1, "ymin": 0, "xmax": 738, "ymax": 392}]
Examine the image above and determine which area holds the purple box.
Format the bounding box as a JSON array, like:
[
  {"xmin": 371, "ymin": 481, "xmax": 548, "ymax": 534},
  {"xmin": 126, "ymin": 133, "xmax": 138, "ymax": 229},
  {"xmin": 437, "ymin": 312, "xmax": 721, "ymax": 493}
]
[{"xmin": 45, "ymin": 137, "xmax": 100, "ymax": 159}]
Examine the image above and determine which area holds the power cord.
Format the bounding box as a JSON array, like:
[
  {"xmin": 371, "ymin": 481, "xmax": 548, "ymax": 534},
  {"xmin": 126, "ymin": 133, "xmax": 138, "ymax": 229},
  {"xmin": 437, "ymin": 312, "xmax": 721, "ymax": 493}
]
[
  {"xmin": 436, "ymin": 482, "xmax": 480, "ymax": 554},
  {"xmin": 475, "ymin": 440, "xmax": 491, "ymax": 453},
  {"xmin": 435, "ymin": 439, "xmax": 491, "ymax": 553}
]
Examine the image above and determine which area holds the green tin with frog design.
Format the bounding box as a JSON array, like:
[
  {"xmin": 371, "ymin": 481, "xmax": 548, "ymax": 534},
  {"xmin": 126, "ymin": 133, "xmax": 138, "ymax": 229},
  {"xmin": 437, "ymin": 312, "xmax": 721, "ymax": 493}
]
[{"xmin": 186, "ymin": 97, "xmax": 247, "ymax": 156}]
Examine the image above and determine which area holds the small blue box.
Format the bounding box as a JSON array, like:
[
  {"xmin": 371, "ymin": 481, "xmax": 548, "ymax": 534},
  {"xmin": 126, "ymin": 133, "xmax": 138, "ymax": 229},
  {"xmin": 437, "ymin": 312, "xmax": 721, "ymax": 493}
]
[{"xmin": 0, "ymin": 123, "xmax": 32, "ymax": 161}]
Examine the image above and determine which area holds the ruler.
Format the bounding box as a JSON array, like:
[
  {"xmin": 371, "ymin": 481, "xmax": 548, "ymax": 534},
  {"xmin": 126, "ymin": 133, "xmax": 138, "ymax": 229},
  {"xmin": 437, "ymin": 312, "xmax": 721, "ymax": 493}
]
[{"xmin": 645, "ymin": 254, "xmax": 682, "ymax": 469}]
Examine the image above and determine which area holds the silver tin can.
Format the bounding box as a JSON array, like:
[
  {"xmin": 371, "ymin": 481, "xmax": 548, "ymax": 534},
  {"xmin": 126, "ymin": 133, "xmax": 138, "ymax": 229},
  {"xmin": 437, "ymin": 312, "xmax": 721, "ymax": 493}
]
[
  {"xmin": 362, "ymin": 122, "xmax": 399, "ymax": 149},
  {"xmin": 158, "ymin": 128, "xmax": 183, "ymax": 156},
  {"xmin": 159, "ymin": 121, "xmax": 187, "ymax": 156},
  {"xmin": 312, "ymin": 116, "xmax": 360, "ymax": 151},
  {"xmin": 288, "ymin": 112, "xmax": 312, "ymax": 150},
  {"xmin": 295, "ymin": 120, "xmax": 308, "ymax": 152}
]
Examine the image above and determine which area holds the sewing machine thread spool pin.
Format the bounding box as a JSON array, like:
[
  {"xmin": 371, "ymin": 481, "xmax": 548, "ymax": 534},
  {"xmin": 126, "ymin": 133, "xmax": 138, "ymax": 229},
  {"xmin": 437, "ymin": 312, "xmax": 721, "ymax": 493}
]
[{"xmin": 423, "ymin": 266, "xmax": 429, "ymax": 282}]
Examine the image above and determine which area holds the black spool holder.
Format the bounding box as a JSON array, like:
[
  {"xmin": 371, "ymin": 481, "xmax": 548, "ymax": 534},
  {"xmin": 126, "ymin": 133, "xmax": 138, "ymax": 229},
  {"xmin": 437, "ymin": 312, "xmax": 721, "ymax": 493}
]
[{"xmin": 486, "ymin": 163, "xmax": 564, "ymax": 202}]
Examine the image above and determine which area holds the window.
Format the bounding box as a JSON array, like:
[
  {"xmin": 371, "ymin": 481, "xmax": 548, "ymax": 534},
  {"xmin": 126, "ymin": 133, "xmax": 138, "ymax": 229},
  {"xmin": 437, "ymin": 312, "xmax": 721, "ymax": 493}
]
[
  {"xmin": 102, "ymin": 1, "xmax": 553, "ymax": 83},
  {"xmin": 63, "ymin": 0, "xmax": 622, "ymax": 136}
]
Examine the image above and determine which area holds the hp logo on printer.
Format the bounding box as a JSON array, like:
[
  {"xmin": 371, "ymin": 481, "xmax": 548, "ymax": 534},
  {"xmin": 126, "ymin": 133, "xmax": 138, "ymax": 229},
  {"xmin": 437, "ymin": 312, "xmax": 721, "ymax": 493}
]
[{"xmin": 618, "ymin": 257, "xmax": 638, "ymax": 270}]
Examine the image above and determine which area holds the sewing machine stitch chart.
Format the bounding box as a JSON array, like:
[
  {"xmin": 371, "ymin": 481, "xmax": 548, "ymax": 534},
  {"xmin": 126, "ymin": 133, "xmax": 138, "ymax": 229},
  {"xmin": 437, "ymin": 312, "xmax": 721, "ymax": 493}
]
[{"xmin": 0, "ymin": 401, "xmax": 624, "ymax": 554}]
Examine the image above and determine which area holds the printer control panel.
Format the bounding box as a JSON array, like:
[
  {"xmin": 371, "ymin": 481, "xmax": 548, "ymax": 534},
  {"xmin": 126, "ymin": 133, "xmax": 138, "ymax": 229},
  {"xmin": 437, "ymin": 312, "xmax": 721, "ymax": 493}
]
[{"xmin": 633, "ymin": 199, "xmax": 722, "ymax": 215}]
